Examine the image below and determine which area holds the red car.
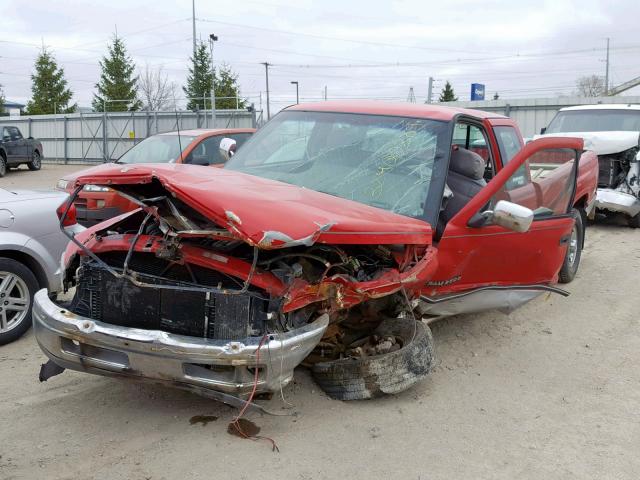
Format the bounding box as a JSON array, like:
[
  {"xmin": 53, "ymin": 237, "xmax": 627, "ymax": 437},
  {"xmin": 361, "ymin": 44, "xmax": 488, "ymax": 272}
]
[
  {"xmin": 57, "ymin": 128, "xmax": 255, "ymax": 226},
  {"xmin": 35, "ymin": 102, "xmax": 597, "ymax": 405}
]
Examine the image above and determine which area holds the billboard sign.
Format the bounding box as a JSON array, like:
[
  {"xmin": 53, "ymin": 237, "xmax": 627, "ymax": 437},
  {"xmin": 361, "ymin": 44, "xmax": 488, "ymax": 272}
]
[{"xmin": 471, "ymin": 83, "xmax": 485, "ymax": 101}]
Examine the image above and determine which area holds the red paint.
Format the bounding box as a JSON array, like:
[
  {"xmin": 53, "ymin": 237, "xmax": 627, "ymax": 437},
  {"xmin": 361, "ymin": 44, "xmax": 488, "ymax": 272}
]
[{"xmin": 71, "ymin": 164, "xmax": 433, "ymax": 247}]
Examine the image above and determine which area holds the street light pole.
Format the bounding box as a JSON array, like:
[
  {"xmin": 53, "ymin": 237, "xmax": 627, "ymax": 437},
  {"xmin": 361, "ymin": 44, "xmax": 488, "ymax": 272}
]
[
  {"xmin": 290, "ymin": 81, "xmax": 299, "ymax": 104},
  {"xmin": 208, "ymin": 33, "xmax": 218, "ymax": 127},
  {"xmin": 262, "ymin": 62, "xmax": 271, "ymax": 120}
]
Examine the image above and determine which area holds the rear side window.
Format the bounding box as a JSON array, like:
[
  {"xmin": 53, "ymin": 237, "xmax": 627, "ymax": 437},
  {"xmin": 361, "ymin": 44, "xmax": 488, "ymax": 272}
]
[{"xmin": 494, "ymin": 126, "xmax": 523, "ymax": 163}]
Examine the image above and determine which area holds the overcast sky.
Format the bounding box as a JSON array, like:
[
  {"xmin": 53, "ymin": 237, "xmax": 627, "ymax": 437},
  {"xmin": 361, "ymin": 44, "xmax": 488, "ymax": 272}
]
[{"xmin": 1, "ymin": 0, "xmax": 639, "ymax": 112}]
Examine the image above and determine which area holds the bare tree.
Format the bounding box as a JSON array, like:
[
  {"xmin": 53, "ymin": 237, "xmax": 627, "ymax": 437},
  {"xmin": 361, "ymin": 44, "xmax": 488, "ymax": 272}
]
[
  {"xmin": 575, "ymin": 75, "xmax": 606, "ymax": 97},
  {"xmin": 138, "ymin": 64, "xmax": 176, "ymax": 111}
]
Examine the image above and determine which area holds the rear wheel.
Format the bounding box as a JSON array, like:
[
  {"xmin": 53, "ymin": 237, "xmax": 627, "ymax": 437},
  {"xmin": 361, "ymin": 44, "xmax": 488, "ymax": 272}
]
[
  {"xmin": 558, "ymin": 208, "xmax": 583, "ymax": 283},
  {"xmin": 27, "ymin": 150, "xmax": 41, "ymax": 171},
  {"xmin": 0, "ymin": 258, "xmax": 38, "ymax": 345},
  {"xmin": 312, "ymin": 316, "xmax": 434, "ymax": 400},
  {"xmin": 628, "ymin": 213, "xmax": 640, "ymax": 229}
]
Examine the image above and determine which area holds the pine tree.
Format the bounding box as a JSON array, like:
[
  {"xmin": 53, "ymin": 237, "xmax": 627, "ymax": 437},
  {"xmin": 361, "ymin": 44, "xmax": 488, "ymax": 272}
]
[
  {"xmin": 93, "ymin": 34, "xmax": 141, "ymax": 112},
  {"xmin": 25, "ymin": 48, "xmax": 76, "ymax": 115},
  {"xmin": 183, "ymin": 41, "xmax": 213, "ymax": 111},
  {"xmin": 215, "ymin": 64, "xmax": 246, "ymax": 109},
  {"xmin": 438, "ymin": 81, "xmax": 458, "ymax": 102}
]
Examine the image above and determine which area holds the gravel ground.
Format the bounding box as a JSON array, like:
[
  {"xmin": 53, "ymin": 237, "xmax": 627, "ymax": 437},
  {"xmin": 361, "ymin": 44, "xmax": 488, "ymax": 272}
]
[{"xmin": 1, "ymin": 166, "xmax": 639, "ymax": 480}]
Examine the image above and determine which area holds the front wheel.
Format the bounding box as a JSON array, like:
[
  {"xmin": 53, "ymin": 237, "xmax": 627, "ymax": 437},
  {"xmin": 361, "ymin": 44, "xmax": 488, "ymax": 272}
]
[
  {"xmin": 27, "ymin": 150, "xmax": 41, "ymax": 171},
  {"xmin": 0, "ymin": 258, "xmax": 38, "ymax": 345},
  {"xmin": 0, "ymin": 155, "xmax": 6, "ymax": 178},
  {"xmin": 628, "ymin": 213, "xmax": 640, "ymax": 229},
  {"xmin": 558, "ymin": 209, "xmax": 584, "ymax": 283}
]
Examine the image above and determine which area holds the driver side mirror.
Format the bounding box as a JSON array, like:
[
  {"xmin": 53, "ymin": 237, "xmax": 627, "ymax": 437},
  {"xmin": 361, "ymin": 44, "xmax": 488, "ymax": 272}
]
[
  {"xmin": 540, "ymin": 127, "xmax": 547, "ymax": 135},
  {"xmin": 469, "ymin": 200, "xmax": 534, "ymax": 232},
  {"xmin": 219, "ymin": 137, "xmax": 237, "ymax": 162}
]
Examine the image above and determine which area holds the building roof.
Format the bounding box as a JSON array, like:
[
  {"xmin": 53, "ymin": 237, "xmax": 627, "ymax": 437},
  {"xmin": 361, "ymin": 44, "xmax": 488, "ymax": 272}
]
[
  {"xmin": 3, "ymin": 100, "xmax": 25, "ymax": 109},
  {"xmin": 285, "ymin": 100, "xmax": 507, "ymax": 121},
  {"xmin": 559, "ymin": 103, "xmax": 640, "ymax": 112}
]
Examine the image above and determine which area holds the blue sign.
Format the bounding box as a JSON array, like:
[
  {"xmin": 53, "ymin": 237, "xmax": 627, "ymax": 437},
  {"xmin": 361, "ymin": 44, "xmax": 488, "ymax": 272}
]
[{"xmin": 471, "ymin": 83, "xmax": 485, "ymax": 101}]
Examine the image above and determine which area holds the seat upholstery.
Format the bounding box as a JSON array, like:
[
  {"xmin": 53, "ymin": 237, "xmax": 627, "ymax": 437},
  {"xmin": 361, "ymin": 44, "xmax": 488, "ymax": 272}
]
[{"xmin": 441, "ymin": 147, "xmax": 487, "ymax": 223}]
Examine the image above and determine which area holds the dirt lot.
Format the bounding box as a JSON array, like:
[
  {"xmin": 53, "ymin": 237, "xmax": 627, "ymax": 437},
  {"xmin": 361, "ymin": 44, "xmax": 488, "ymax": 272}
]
[{"xmin": 1, "ymin": 164, "xmax": 639, "ymax": 480}]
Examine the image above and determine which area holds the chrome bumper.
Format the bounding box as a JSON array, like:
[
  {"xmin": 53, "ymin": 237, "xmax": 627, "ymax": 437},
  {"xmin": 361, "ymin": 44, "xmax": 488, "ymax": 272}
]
[
  {"xmin": 594, "ymin": 188, "xmax": 640, "ymax": 217},
  {"xmin": 33, "ymin": 289, "xmax": 328, "ymax": 396}
]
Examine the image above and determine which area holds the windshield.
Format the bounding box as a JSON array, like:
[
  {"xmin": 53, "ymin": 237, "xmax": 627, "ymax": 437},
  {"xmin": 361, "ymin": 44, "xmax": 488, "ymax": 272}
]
[
  {"xmin": 225, "ymin": 110, "xmax": 449, "ymax": 219},
  {"xmin": 117, "ymin": 134, "xmax": 198, "ymax": 164},
  {"xmin": 546, "ymin": 109, "xmax": 640, "ymax": 133}
]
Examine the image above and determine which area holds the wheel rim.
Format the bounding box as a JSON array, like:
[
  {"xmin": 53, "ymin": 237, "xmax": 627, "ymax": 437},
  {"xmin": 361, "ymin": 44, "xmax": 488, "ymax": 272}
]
[
  {"xmin": 32, "ymin": 152, "xmax": 41, "ymax": 168},
  {"xmin": 0, "ymin": 271, "xmax": 30, "ymax": 333},
  {"xmin": 567, "ymin": 225, "xmax": 579, "ymax": 267}
]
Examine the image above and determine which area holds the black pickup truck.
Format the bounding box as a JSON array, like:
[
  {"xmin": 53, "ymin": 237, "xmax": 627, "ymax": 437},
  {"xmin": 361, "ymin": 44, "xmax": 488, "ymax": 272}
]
[{"xmin": 0, "ymin": 126, "xmax": 43, "ymax": 177}]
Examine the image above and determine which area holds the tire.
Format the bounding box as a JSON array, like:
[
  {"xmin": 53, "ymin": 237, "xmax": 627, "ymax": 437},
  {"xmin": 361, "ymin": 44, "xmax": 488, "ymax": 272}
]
[
  {"xmin": 0, "ymin": 154, "xmax": 6, "ymax": 178},
  {"xmin": 27, "ymin": 150, "xmax": 41, "ymax": 171},
  {"xmin": 558, "ymin": 208, "xmax": 584, "ymax": 283},
  {"xmin": 0, "ymin": 258, "xmax": 38, "ymax": 345},
  {"xmin": 628, "ymin": 213, "xmax": 640, "ymax": 229},
  {"xmin": 312, "ymin": 316, "xmax": 435, "ymax": 400}
]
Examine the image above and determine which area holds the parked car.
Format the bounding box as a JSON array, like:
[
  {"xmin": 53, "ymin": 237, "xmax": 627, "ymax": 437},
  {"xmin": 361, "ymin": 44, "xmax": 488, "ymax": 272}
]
[
  {"xmin": 537, "ymin": 104, "xmax": 640, "ymax": 227},
  {"xmin": 0, "ymin": 126, "xmax": 43, "ymax": 177},
  {"xmin": 56, "ymin": 128, "xmax": 255, "ymax": 226},
  {"xmin": 0, "ymin": 188, "xmax": 82, "ymax": 344},
  {"xmin": 34, "ymin": 101, "xmax": 596, "ymax": 403}
]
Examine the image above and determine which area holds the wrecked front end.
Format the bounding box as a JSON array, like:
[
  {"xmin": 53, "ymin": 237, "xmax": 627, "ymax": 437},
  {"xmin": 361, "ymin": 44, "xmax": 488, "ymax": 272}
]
[
  {"xmin": 594, "ymin": 145, "xmax": 640, "ymax": 219},
  {"xmin": 34, "ymin": 165, "xmax": 437, "ymax": 398}
]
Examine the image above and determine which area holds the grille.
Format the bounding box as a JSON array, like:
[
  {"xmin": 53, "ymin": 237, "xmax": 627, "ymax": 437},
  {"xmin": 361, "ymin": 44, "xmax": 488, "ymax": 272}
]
[
  {"xmin": 71, "ymin": 257, "xmax": 268, "ymax": 340},
  {"xmin": 598, "ymin": 155, "xmax": 623, "ymax": 188}
]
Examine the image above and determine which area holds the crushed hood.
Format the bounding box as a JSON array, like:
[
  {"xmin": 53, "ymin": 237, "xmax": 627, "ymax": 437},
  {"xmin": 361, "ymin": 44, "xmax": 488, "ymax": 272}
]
[
  {"xmin": 535, "ymin": 131, "xmax": 640, "ymax": 155},
  {"xmin": 73, "ymin": 163, "xmax": 432, "ymax": 248}
]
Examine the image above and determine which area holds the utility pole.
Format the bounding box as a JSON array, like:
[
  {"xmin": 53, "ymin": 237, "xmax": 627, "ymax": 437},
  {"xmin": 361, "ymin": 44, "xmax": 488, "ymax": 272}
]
[
  {"xmin": 209, "ymin": 34, "xmax": 218, "ymax": 126},
  {"xmin": 262, "ymin": 62, "xmax": 271, "ymax": 120},
  {"xmin": 323, "ymin": 85, "xmax": 327, "ymax": 100},
  {"xmin": 426, "ymin": 77, "xmax": 434, "ymax": 104},
  {"xmin": 604, "ymin": 37, "xmax": 610, "ymax": 95},
  {"xmin": 291, "ymin": 81, "xmax": 299, "ymax": 104},
  {"xmin": 192, "ymin": 0, "xmax": 196, "ymax": 57}
]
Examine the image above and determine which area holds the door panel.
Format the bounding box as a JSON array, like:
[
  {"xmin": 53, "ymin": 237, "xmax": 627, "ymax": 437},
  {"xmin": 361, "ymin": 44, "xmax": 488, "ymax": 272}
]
[{"xmin": 426, "ymin": 137, "xmax": 582, "ymax": 297}]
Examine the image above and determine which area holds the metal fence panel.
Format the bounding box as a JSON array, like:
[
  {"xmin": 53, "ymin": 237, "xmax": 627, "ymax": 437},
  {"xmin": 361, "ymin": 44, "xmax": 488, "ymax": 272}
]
[
  {"xmin": 0, "ymin": 109, "xmax": 256, "ymax": 164},
  {"xmin": 448, "ymin": 96, "xmax": 640, "ymax": 138}
]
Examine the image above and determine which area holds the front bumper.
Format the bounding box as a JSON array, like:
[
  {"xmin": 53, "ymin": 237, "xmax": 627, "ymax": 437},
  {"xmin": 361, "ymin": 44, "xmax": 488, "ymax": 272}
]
[
  {"xmin": 594, "ymin": 188, "xmax": 640, "ymax": 217},
  {"xmin": 33, "ymin": 289, "xmax": 328, "ymax": 396}
]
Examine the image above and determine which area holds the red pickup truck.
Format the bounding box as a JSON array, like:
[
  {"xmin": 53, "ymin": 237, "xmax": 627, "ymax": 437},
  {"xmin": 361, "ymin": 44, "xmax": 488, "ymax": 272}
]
[{"xmin": 36, "ymin": 102, "xmax": 598, "ymax": 404}]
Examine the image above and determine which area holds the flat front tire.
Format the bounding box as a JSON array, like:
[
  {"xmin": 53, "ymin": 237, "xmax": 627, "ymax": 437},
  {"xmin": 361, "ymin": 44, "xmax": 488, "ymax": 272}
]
[{"xmin": 312, "ymin": 317, "xmax": 435, "ymax": 400}]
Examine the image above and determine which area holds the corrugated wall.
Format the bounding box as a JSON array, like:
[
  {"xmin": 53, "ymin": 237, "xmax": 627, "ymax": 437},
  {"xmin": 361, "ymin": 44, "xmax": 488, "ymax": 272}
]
[
  {"xmin": 447, "ymin": 96, "xmax": 640, "ymax": 138},
  {"xmin": 0, "ymin": 109, "xmax": 256, "ymax": 164}
]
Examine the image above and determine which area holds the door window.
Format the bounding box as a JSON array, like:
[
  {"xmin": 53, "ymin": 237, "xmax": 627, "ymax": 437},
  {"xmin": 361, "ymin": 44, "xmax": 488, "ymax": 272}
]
[
  {"xmin": 488, "ymin": 148, "xmax": 578, "ymax": 218},
  {"xmin": 8, "ymin": 127, "xmax": 22, "ymax": 141}
]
